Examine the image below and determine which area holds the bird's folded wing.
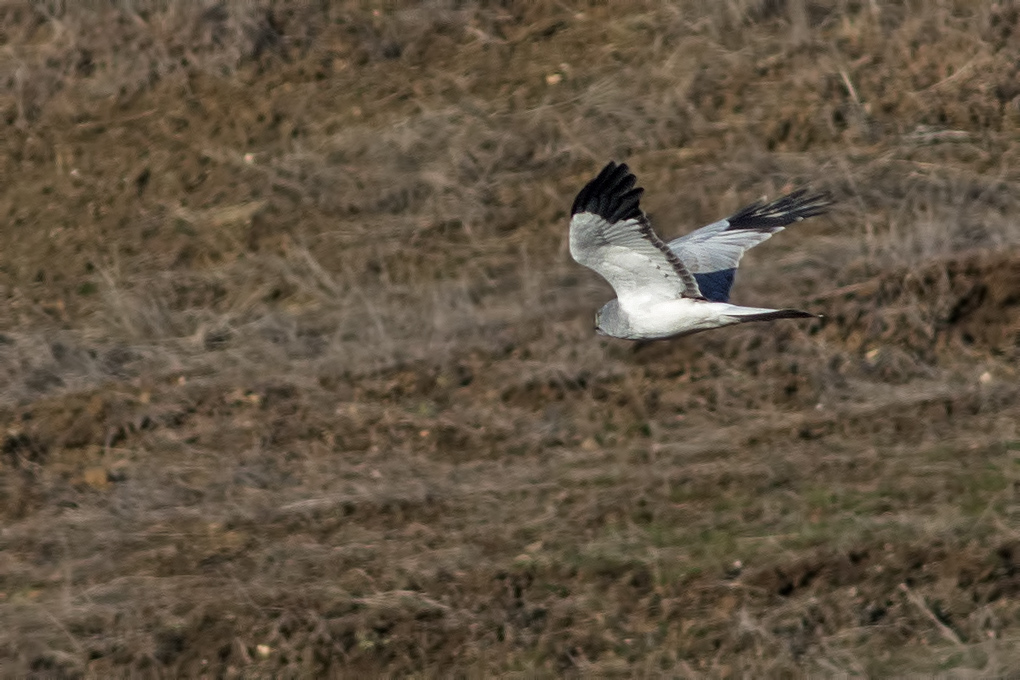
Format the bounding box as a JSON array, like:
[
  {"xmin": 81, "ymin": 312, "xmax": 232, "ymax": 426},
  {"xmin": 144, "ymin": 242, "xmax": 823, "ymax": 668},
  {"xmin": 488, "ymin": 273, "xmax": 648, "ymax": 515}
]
[{"xmin": 570, "ymin": 162, "xmax": 702, "ymax": 307}]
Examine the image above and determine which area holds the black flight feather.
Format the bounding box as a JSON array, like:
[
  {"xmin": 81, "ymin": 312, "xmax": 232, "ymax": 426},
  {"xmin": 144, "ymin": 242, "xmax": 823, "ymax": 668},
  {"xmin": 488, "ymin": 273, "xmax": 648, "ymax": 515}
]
[
  {"xmin": 571, "ymin": 161, "xmax": 644, "ymax": 223},
  {"xmin": 725, "ymin": 189, "xmax": 834, "ymax": 232}
]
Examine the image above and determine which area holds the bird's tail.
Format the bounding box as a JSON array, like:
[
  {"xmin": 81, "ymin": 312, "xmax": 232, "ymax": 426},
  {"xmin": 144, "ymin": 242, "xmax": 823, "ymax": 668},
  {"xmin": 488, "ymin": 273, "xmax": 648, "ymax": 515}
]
[{"xmin": 725, "ymin": 305, "xmax": 819, "ymax": 324}]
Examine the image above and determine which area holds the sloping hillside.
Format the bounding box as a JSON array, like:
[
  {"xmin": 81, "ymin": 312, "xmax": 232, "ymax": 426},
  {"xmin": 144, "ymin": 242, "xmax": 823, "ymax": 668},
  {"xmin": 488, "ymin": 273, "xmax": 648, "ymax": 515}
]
[{"xmin": 2, "ymin": 1, "xmax": 1020, "ymax": 675}]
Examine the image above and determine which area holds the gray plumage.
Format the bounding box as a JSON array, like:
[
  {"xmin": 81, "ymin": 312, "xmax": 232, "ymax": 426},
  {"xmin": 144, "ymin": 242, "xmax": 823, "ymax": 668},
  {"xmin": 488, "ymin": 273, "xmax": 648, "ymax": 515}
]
[{"xmin": 569, "ymin": 161, "xmax": 833, "ymax": 340}]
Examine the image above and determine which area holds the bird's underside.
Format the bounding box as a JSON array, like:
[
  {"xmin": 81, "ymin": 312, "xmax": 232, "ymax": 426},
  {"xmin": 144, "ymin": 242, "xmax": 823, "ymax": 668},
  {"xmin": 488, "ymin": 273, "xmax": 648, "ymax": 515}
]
[{"xmin": 568, "ymin": 161, "xmax": 834, "ymax": 340}]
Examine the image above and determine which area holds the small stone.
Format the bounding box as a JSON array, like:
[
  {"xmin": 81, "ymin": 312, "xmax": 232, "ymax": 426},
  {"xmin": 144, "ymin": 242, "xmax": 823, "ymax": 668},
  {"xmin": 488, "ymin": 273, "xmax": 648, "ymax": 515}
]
[{"xmin": 82, "ymin": 467, "xmax": 109, "ymax": 490}]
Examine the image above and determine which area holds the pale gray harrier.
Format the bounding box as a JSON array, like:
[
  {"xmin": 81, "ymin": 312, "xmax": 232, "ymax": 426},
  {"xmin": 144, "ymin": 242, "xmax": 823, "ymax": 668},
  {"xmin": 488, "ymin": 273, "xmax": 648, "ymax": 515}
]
[{"xmin": 569, "ymin": 161, "xmax": 833, "ymax": 340}]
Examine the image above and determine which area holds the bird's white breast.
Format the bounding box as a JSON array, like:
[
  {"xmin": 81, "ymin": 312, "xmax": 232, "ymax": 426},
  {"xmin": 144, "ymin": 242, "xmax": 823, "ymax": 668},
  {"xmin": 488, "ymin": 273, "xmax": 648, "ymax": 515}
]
[{"xmin": 623, "ymin": 298, "xmax": 737, "ymax": 337}]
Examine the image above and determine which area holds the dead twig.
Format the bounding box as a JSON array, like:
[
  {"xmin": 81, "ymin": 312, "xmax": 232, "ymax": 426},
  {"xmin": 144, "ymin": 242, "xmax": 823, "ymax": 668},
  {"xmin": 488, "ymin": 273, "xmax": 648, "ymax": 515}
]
[{"xmin": 899, "ymin": 582, "xmax": 964, "ymax": 647}]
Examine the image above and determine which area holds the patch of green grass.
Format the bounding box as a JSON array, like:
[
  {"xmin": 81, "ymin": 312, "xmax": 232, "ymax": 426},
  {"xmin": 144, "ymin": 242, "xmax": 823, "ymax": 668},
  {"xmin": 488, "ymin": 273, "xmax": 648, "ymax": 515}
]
[{"xmin": 958, "ymin": 465, "xmax": 1009, "ymax": 517}]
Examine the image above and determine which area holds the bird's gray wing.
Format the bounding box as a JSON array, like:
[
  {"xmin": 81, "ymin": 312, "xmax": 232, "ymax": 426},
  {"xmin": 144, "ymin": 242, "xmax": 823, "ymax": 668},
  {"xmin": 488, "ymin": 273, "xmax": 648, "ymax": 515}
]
[
  {"xmin": 668, "ymin": 189, "xmax": 834, "ymax": 275},
  {"xmin": 569, "ymin": 162, "xmax": 702, "ymax": 309}
]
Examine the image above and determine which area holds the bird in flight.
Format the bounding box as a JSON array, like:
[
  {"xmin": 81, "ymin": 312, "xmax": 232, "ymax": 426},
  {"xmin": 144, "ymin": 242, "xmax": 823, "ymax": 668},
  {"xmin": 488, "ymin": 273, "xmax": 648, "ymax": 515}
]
[{"xmin": 569, "ymin": 161, "xmax": 833, "ymax": 340}]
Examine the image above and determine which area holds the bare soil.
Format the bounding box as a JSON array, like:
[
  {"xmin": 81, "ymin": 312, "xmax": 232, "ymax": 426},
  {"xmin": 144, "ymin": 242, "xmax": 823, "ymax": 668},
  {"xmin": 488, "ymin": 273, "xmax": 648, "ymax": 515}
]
[{"xmin": 2, "ymin": 0, "xmax": 1020, "ymax": 676}]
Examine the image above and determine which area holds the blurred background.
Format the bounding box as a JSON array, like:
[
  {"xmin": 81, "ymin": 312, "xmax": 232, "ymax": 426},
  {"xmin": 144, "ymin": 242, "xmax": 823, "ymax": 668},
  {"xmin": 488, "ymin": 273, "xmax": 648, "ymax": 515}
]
[{"xmin": 1, "ymin": 0, "xmax": 1019, "ymax": 675}]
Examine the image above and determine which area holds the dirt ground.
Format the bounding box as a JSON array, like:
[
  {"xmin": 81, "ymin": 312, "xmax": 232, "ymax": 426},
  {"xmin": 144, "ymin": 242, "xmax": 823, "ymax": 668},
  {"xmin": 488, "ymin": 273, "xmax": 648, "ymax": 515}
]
[{"xmin": 2, "ymin": 0, "xmax": 1020, "ymax": 676}]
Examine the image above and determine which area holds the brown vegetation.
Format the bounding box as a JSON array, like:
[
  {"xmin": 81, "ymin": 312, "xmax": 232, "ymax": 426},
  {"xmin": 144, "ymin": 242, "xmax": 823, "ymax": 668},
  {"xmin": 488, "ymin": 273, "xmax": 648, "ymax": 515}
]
[{"xmin": 2, "ymin": 0, "xmax": 1020, "ymax": 675}]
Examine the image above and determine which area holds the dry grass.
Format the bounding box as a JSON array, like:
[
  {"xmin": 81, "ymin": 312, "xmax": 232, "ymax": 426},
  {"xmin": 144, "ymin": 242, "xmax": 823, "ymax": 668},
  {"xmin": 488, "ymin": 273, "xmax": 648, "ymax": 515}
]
[{"xmin": 2, "ymin": 0, "xmax": 1020, "ymax": 676}]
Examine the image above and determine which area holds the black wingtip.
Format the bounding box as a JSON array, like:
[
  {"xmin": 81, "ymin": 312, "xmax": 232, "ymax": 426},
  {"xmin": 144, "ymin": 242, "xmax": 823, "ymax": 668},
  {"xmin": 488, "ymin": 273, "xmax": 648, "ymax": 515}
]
[
  {"xmin": 571, "ymin": 161, "xmax": 645, "ymax": 223},
  {"xmin": 726, "ymin": 189, "xmax": 835, "ymax": 232}
]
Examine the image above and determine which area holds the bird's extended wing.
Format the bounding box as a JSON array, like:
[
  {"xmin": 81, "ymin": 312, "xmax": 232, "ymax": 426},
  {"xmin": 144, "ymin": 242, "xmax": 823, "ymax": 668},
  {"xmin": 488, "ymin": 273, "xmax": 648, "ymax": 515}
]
[
  {"xmin": 570, "ymin": 162, "xmax": 702, "ymax": 308},
  {"xmin": 667, "ymin": 189, "xmax": 833, "ymax": 302}
]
